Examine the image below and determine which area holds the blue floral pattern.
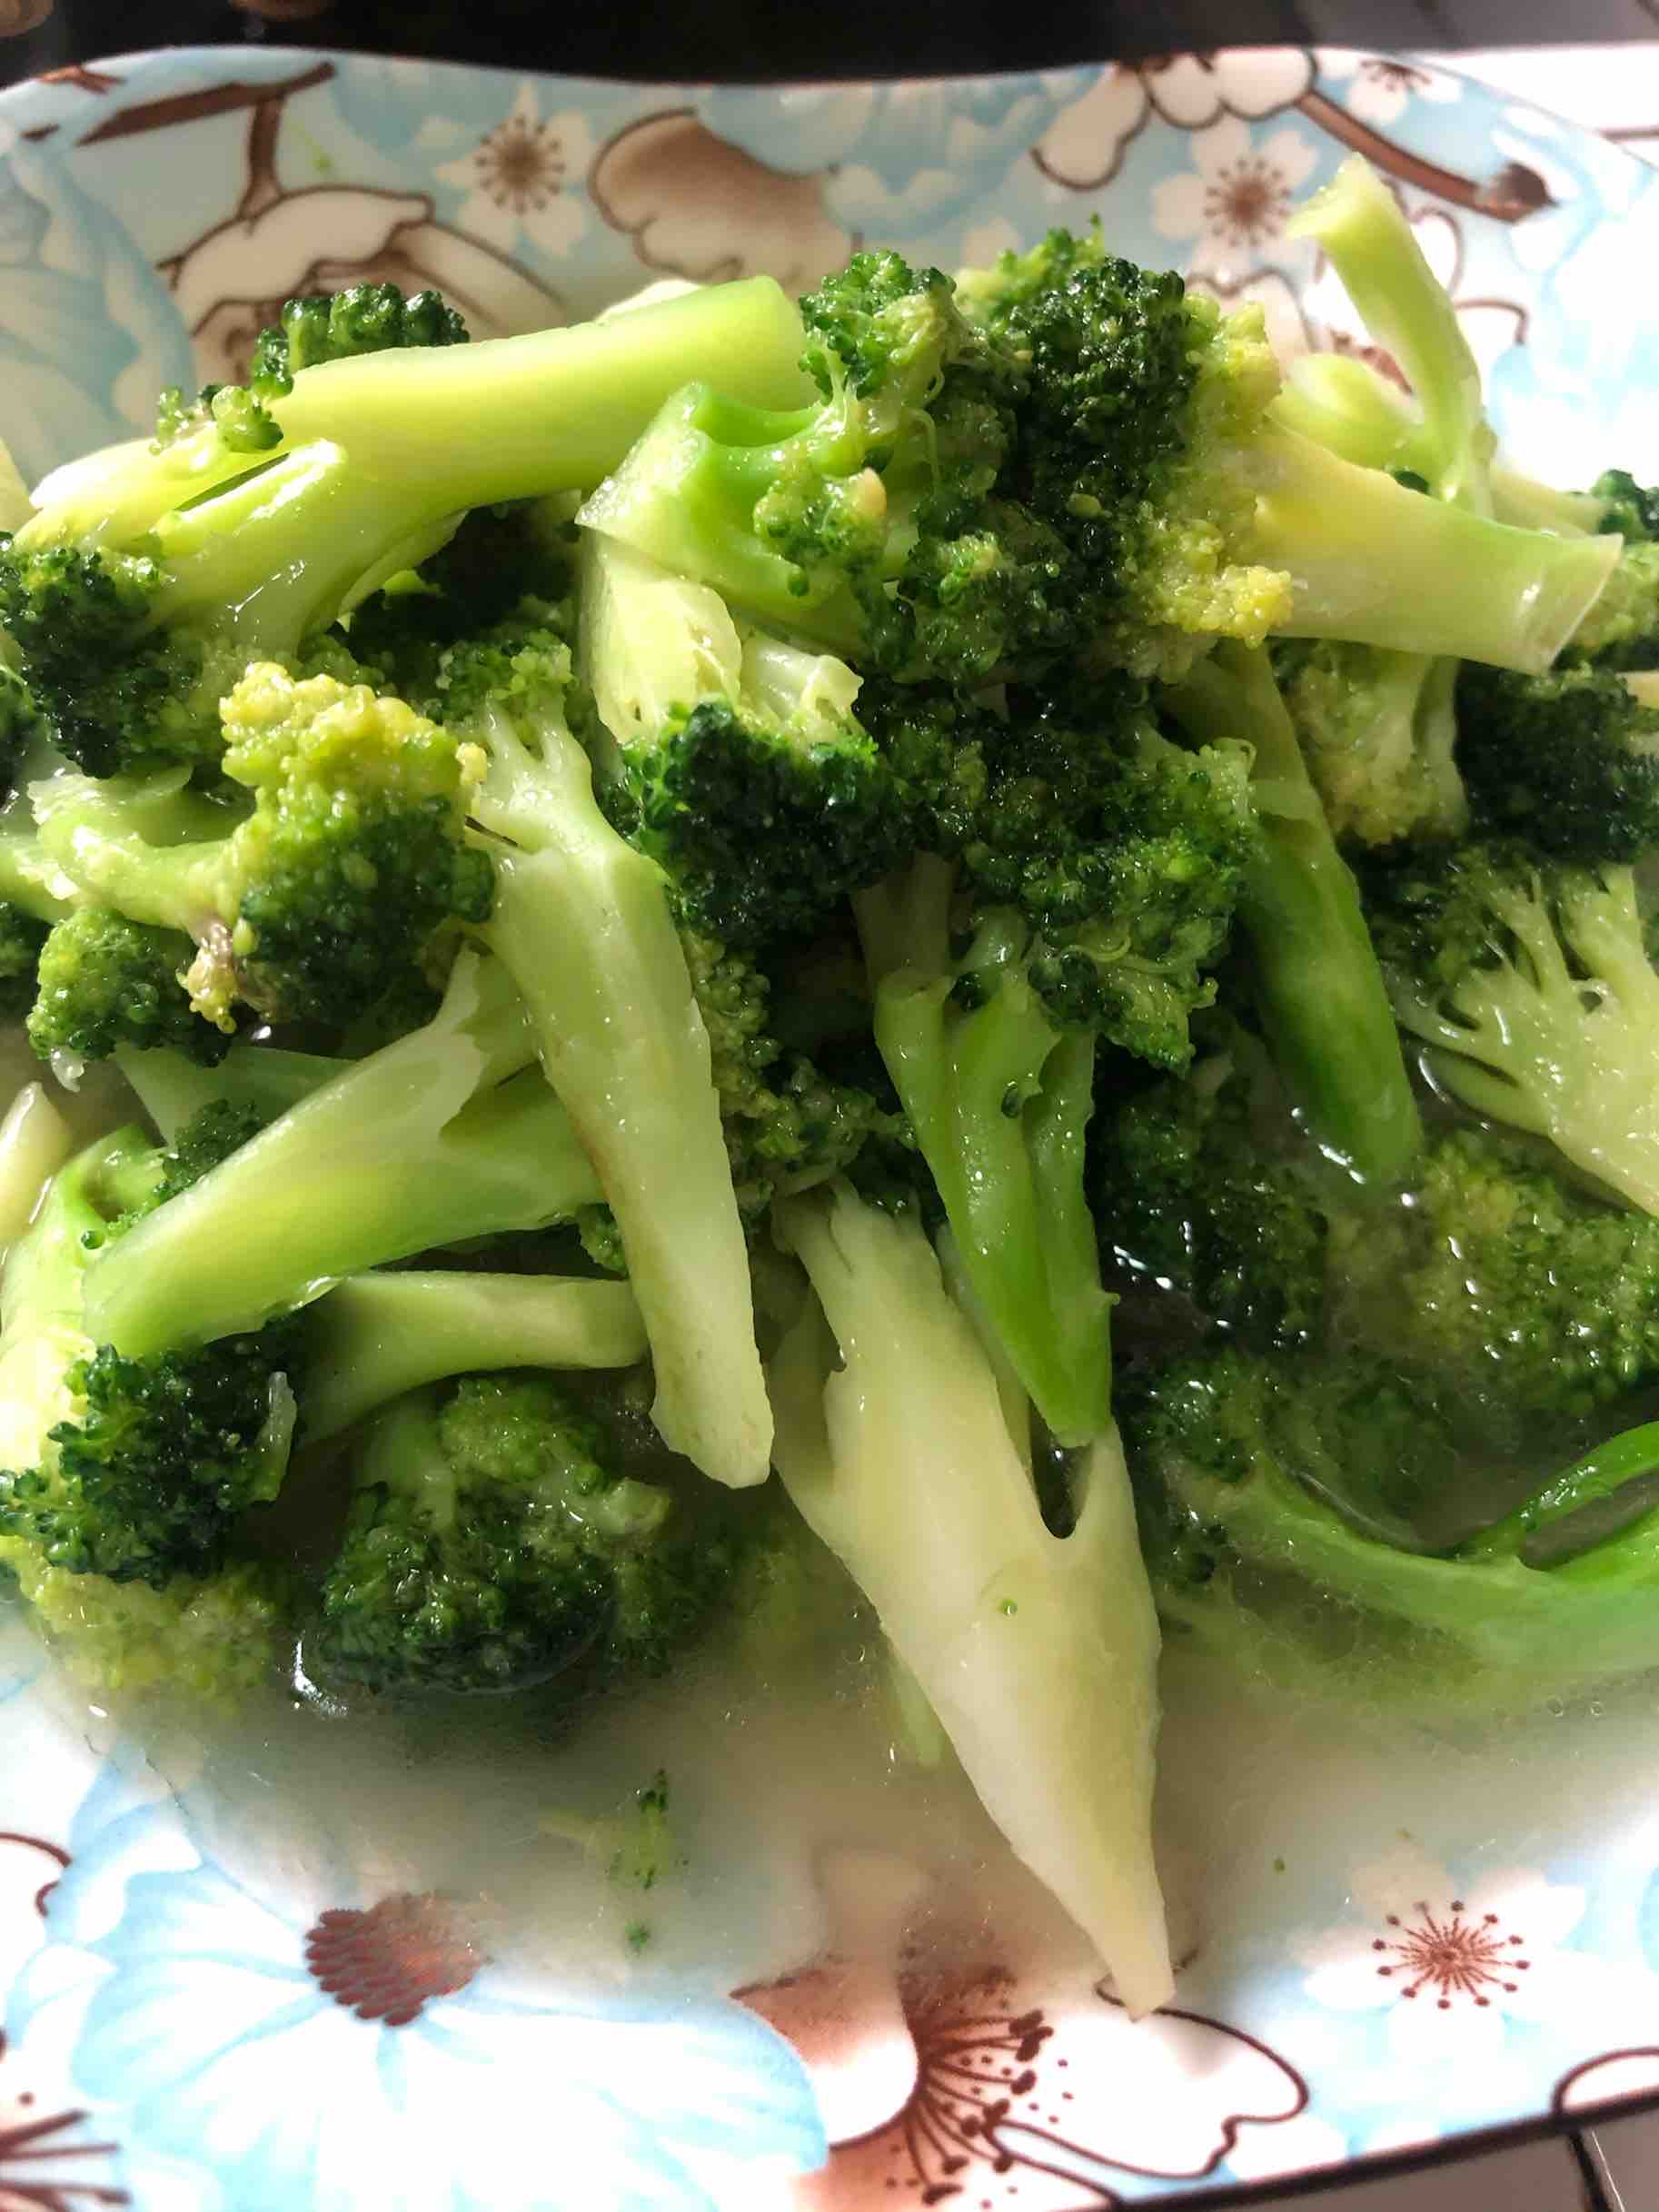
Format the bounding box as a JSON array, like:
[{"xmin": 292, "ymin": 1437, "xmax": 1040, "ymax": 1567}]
[{"xmin": 4, "ymin": 41, "xmax": 1659, "ymax": 2209}]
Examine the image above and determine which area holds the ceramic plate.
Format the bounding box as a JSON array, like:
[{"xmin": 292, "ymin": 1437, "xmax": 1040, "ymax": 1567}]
[{"xmin": 4, "ymin": 43, "xmax": 1659, "ymax": 2212}]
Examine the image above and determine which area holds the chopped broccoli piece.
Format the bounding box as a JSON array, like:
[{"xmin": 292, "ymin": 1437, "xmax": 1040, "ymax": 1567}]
[
  {"xmin": 28, "ymin": 908, "xmax": 229, "ymax": 1066},
  {"xmin": 1366, "ymin": 840, "xmax": 1659, "ymax": 1217},
  {"xmin": 1456, "ymin": 660, "xmax": 1659, "ymax": 864},
  {"xmin": 419, "ymin": 598, "xmax": 773, "ymax": 1489},
  {"xmin": 79, "ymin": 949, "xmax": 601, "ymax": 1358},
  {"xmin": 580, "ymin": 535, "xmax": 909, "ymax": 943},
  {"xmin": 33, "ymin": 662, "xmax": 492, "ymax": 1034},
  {"xmin": 309, "ymin": 1375, "xmax": 745, "ymax": 1699},
  {"xmin": 770, "ymin": 1179, "xmax": 1171, "ymax": 2013},
  {"xmin": 1, "ymin": 278, "xmax": 812, "ymax": 774},
  {"xmin": 1162, "ymin": 640, "xmax": 1422, "ymax": 1181},
  {"xmin": 1275, "ymin": 640, "xmax": 1465, "ymax": 849}
]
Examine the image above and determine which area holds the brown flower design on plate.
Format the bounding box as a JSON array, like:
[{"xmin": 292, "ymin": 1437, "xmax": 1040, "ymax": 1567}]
[{"xmin": 591, "ymin": 111, "xmax": 852, "ymax": 292}]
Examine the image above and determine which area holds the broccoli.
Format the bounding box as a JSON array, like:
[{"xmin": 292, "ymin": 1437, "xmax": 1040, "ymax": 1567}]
[
  {"xmin": 854, "ymin": 694, "xmax": 1254, "ymax": 1441},
  {"xmin": 581, "ymin": 229, "xmax": 1614, "ymax": 690},
  {"xmin": 1366, "ymin": 840, "xmax": 1659, "ymax": 1216},
  {"xmin": 1274, "ymin": 640, "xmax": 1465, "ymax": 849},
  {"xmin": 678, "ymin": 929, "xmax": 900, "ymax": 1226},
  {"xmin": 1162, "ymin": 640, "xmax": 1422, "ymax": 1182},
  {"xmin": 1267, "ymin": 161, "xmax": 1505, "ymax": 853},
  {"xmin": 1455, "ymin": 660, "xmax": 1659, "ymax": 863},
  {"xmin": 404, "ymin": 596, "xmax": 773, "ymax": 1489},
  {"xmin": 78, "ymin": 948, "xmax": 601, "ymax": 1358},
  {"xmin": 300, "ymin": 1269, "xmax": 648, "ymax": 1443},
  {"xmin": 1562, "ymin": 473, "xmax": 1659, "ymax": 667},
  {"xmin": 580, "ymin": 534, "xmax": 909, "ymax": 944},
  {"xmin": 308, "ymin": 1374, "xmax": 747, "ymax": 1699},
  {"xmin": 31, "ymin": 661, "xmax": 492, "ymax": 1036},
  {"xmin": 769, "ymin": 1179, "xmax": 1171, "ymax": 2014},
  {"xmin": 1332, "ymin": 1124, "xmax": 1659, "ymax": 1420},
  {"xmin": 1122, "ymin": 1343, "xmax": 1659, "ymax": 1703},
  {"xmin": 0, "ymin": 1125, "xmax": 301, "ymax": 1590},
  {"xmin": 1, "ymin": 278, "xmax": 813, "ymax": 774},
  {"xmin": 1092, "ymin": 1044, "xmax": 1330, "ymax": 1351},
  {"xmin": 28, "ymin": 908, "xmax": 231, "ymax": 1066}
]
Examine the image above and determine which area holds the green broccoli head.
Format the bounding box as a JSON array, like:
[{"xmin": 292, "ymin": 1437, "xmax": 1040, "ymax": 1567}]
[
  {"xmin": 309, "ymin": 1374, "xmax": 743, "ymax": 1698},
  {"xmin": 1334, "ymin": 1125, "xmax": 1659, "ymax": 1419},
  {"xmin": 1364, "ymin": 838, "xmax": 1659, "ymax": 1217},
  {"xmin": 0, "ymin": 902, "xmax": 48, "ymax": 1024},
  {"xmin": 1456, "ymin": 660, "xmax": 1659, "ymax": 864},
  {"xmin": 1274, "ymin": 640, "xmax": 1465, "ymax": 849},
  {"xmin": 0, "ymin": 1112, "xmax": 301, "ymax": 1592},
  {"xmin": 250, "ymin": 284, "xmax": 470, "ymax": 388},
  {"xmin": 680, "ymin": 928, "xmax": 900, "ymax": 1224},
  {"xmin": 27, "ymin": 908, "xmax": 229, "ymax": 1067},
  {"xmin": 1092, "ymin": 1049, "xmax": 1328, "ymax": 1349},
  {"xmin": 33, "ymin": 663, "xmax": 493, "ymax": 1037}
]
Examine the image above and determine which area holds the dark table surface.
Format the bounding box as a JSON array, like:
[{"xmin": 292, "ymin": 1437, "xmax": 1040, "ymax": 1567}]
[{"xmin": 5, "ymin": 0, "xmax": 1659, "ymax": 88}]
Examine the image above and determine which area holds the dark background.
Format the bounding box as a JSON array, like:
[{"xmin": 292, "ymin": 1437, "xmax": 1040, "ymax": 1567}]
[{"xmin": 5, "ymin": 0, "xmax": 1659, "ymax": 87}]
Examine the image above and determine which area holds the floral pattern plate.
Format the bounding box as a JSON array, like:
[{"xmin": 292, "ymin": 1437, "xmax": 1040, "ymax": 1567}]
[{"xmin": 4, "ymin": 41, "xmax": 1659, "ymax": 2212}]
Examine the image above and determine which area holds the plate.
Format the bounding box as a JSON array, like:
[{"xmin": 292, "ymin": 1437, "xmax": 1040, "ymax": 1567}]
[{"xmin": 4, "ymin": 43, "xmax": 1659, "ymax": 2212}]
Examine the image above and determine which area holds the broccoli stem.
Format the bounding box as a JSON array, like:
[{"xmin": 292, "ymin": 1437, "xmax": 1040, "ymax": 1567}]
[
  {"xmin": 0, "ymin": 1083, "xmax": 72, "ymax": 1245},
  {"xmin": 268, "ymin": 280, "xmax": 814, "ymax": 504},
  {"xmin": 81, "ymin": 953, "xmax": 600, "ymax": 1355},
  {"xmin": 1272, "ymin": 354, "xmax": 1605, "ymax": 536},
  {"xmin": 475, "ymin": 701, "xmax": 773, "ymax": 1490},
  {"xmin": 1163, "ymin": 640, "xmax": 1421, "ymax": 1183},
  {"xmin": 1244, "ymin": 426, "xmax": 1620, "ymax": 671},
  {"xmin": 301, "ymin": 1271, "xmax": 648, "ymax": 1442},
  {"xmin": 117, "ymin": 1042, "xmax": 347, "ymax": 1142},
  {"xmin": 770, "ymin": 1184, "xmax": 1170, "ymax": 2013},
  {"xmin": 856, "ymin": 860, "xmax": 1114, "ymax": 1446},
  {"xmin": 1287, "ymin": 157, "xmax": 1492, "ymax": 511}
]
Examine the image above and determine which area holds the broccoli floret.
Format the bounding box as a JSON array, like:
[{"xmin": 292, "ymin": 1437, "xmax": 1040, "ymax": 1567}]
[
  {"xmin": 78, "ymin": 949, "xmax": 602, "ymax": 1360},
  {"xmin": 769, "ymin": 1179, "xmax": 1171, "ymax": 2014},
  {"xmin": 406, "ymin": 599, "xmax": 773, "ymax": 1490},
  {"xmin": 1366, "ymin": 840, "xmax": 1659, "ymax": 1216},
  {"xmin": 1162, "ymin": 641, "xmax": 1422, "ymax": 1182},
  {"xmin": 1456, "ymin": 660, "xmax": 1659, "ymax": 863},
  {"xmin": 28, "ymin": 908, "xmax": 230, "ymax": 1066},
  {"xmin": 679, "ymin": 929, "xmax": 899, "ymax": 1225},
  {"xmin": 582, "ymin": 228, "xmax": 1612, "ymax": 693},
  {"xmin": 849, "ymin": 691, "xmax": 1255, "ymax": 1441},
  {"xmin": 1122, "ymin": 1342, "xmax": 1659, "ymax": 1703},
  {"xmin": 32, "ymin": 662, "xmax": 492, "ymax": 1034},
  {"xmin": 1092, "ymin": 1049, "xmax": 1329, "ymax": 1350},
  {"xmin": 1, "ymin": 278, "xmax": 813, "ymax": 775},
  {"xmin": 580, "ymin": 536, "xmax": 909, "ymax": 943},
  {"xmin": 1333, "ymin": 1125, "xmax": 1659, "ymax": 1419},
  {"xmin": 251, "ymin": 284, "xmax": 470, "ymax": 389},
  {"xmin": 0, "ymin": 905, "xmax": 47, "ymax": 1023},
  {"xmin": 1275, "ymin": 640, "xmax": 1465, "ymax": 849},
  {"xmin": 309, "ymin": 1375, "xmax": 744, "ymax": 1699},
  {"xmin": 0, "ymin": 1124, "xmax": 300, "ymax": 1591}
]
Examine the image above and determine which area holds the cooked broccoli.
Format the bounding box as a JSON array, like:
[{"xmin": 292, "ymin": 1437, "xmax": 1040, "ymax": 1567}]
[
  {"xmin": 1123, "ymin": 1342, "xmax": 1659, "ymax": 1703},
  {"xmin": 1332, "ymin": 1124, "xmax": 1659, "ymax": 1419},
  {"xmin": 1366, "ymin": 840, "xmax": 1659, "ymax": 1216},
  {"xmin": 1092, "ymin": 1044, "xmax": 1330, "ymax": 1351},
  {"xmin": 1455, "ymin": 660, "xmax": 1659, "ymax": 863},
  {"xmin": 78, "ymin": 948, "xmax": 601, "ymax": 1358},
  {"xmin": 32, "ymin": 661, "xmax": 491, "ymax": 1035},
  {"xmin": 28, "ymin": 908, "xmax": 230, "ymax": 1066},
  {"xmin": 308, "ymin": 1374, "xmax": 747, "ymax": 1699},
  {"xmin": 678, "ymin": 929, "xmax": 900, "ymax": 1225},
  {"xmin": 580, "ymin": 534, "xmax": 909, "ymax": 943},
  {"xmin": 1162, "ymin": 640, "xmax": 1422, "ymax": 1181},
  {"xmin": 853, "ymin": 693, "xmax": 1253, "ymax": 1441},
  {"xmin": 1, "ymin": 278, "xmax": 812, "ymax": 775},
  {"xmin": 769, "ymin": 1179, "xmax": 1171, "ymax": 2015},
  {"xmin": 1274, "ymin": 640, "xmax": 1465, "ymax": 849},
  {"xmin": 0, "ymin": 1124, "xmax": 300, "ymax": 1590},
  {"xmin": 581, "ymin": 233, "xmax": 1614, "ymax": 690}
]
